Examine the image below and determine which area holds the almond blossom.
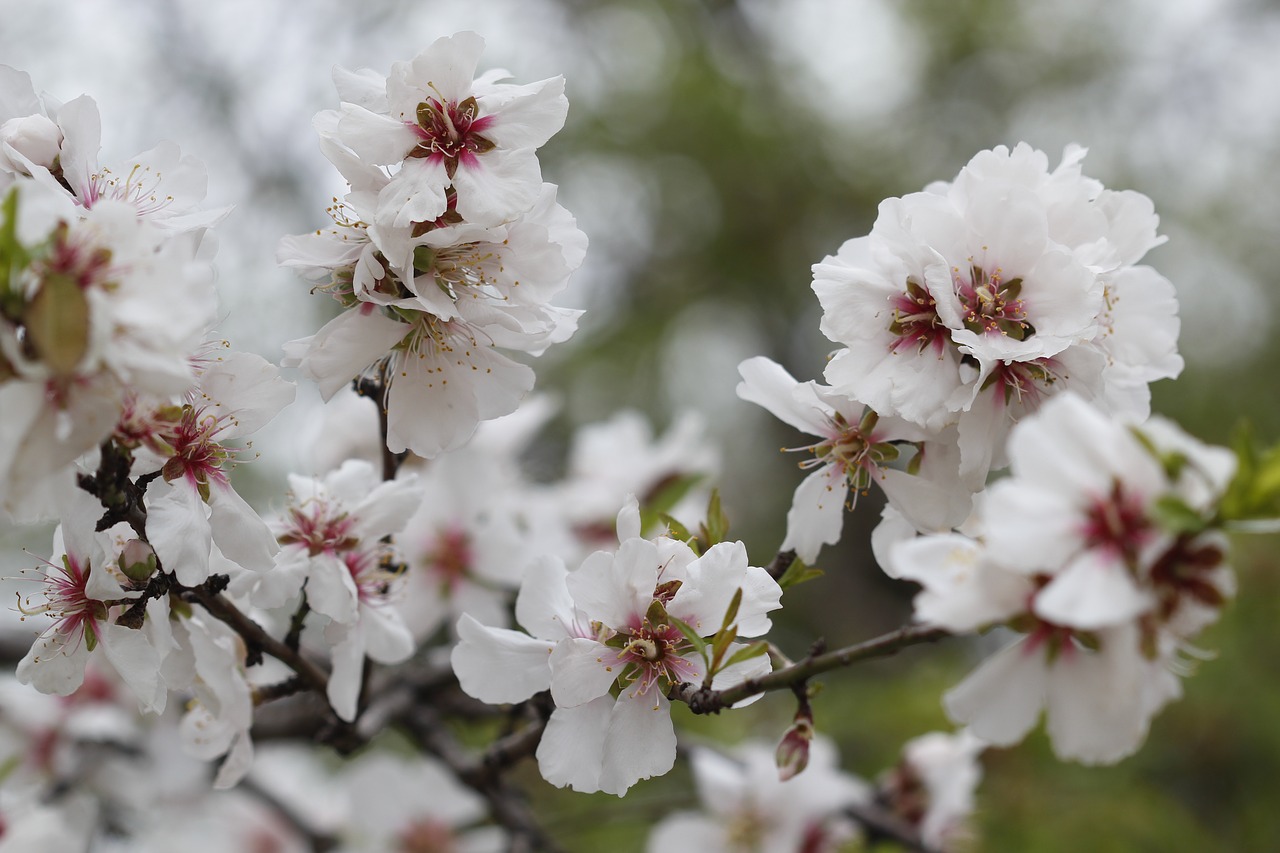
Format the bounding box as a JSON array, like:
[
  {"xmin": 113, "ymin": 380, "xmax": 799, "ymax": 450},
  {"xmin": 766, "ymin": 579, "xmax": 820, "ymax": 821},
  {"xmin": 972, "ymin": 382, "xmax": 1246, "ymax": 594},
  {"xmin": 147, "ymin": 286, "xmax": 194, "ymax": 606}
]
[
  {"xmin": 140, "ymin": 348, "xmax": 295, "ymax": 586},
  {"xmin": 0, "ymin": 178, "xmax": 217, "ymax": 518},
  {"xmin": 814, "ymin": 143, "xmax": 1180, "ymax": 486},
  {"xmin": 330, "ymin": 31, "xmax": 567, "ymax": 231},
  {"xmin": 453, "ymin": 503, "xmax": 782, "ymax": 795},
  {"xmin": 252, "ymin": 459, "xmax": 421, "ymax": 721},
  {"xmin": 14, "ymin": 489, "xmax": 169, "ymax": 714},
  {"xmin": 737, "ymin": 355, "xmax": 970, "ymax": 562},
  {"xmin": 646, "ymin": 738, "xmax": 870, "ymax": 853}
]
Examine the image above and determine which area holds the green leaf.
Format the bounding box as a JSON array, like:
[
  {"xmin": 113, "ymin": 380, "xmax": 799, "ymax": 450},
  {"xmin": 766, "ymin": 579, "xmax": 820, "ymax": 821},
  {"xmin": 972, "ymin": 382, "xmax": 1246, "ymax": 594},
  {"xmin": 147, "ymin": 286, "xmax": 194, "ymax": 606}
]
[
  {"xmin": 721, "ymin": 641, "xmax": 769, "ymax": 671},
  {"xmin": 667, "ymin": 613, "xmax": 708, "ymax": 662},
  {"xmin": 698, "ymin": 488, "xmax": 731, "ymax": 548},
  {"xmin": 718, "ymin": 587, "xmax": 743, "ymax": 635},
  {"xmin": 777, "ymin": 556, "xmax": 824, "ymax": 590},
  {"xmin": 1221, "ymin": 421, "xmax": 1280, "ymax": 523},
  {"xmin": 1151, "ymin": 495, "xmax": 1207, "ymax": 535},
  {"xmin": 708, "ymin": 624, "xmax": 736, "ymax": 674},
  {"xmin": 638, "ymin": 473, "xmax": 705, "ymax": 537}
]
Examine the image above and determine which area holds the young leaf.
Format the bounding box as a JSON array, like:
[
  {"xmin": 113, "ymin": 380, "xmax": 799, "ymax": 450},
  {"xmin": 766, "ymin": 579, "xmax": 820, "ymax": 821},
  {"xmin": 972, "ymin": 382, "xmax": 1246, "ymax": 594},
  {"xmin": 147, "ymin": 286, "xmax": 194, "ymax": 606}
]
[{"xmin": 777, "ymin": 556, "xmax": 824, "ymax": 591}]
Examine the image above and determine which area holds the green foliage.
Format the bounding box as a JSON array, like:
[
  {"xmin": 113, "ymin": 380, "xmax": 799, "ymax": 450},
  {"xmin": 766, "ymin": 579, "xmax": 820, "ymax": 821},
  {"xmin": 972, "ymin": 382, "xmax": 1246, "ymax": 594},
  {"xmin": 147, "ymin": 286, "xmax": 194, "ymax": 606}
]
[{"xmin": 1221, "ymin": 422, "xmax": 1280, "ymax": 524}]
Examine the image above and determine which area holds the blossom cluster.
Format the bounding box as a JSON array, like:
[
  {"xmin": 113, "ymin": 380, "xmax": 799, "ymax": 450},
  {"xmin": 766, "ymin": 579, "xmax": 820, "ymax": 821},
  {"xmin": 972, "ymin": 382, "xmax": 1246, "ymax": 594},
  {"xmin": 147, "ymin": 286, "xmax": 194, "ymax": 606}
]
[
  {"xmin": 0, "ymin": 66, "xmax": 222, "ymax": 519},
  {"xmin": 882, "ymin": 392, "xmax": 1235, "ymax": 763},
  {"xmin": 0, "ymin": 30, "xmax": 1261, "ymax": 853},
  {"xmin": 741, "ymin": 143, "xmax": 1181, "ymax": 563},
  {"xmin": 279, "ymin": 31, "xmax": 585, "ymax": 458}
]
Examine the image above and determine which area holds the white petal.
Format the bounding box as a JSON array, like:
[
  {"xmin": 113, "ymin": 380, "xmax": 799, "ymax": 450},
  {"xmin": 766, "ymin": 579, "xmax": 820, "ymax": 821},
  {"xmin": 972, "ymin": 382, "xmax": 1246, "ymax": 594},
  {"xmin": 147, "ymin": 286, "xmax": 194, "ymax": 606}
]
[
  {"xmin": 780, "ymin": 465, "xmax": 847, "ymax": 564},
  {"xmin": 304, "ymin": 552, "xmax": 360, "ymax": 625},
  {"xmin": 452, "ymin": 147, "xmax": 542, "ymax": 226},
  {"xmin": 451, "ymin": 613, "xmax": 554, "ymax": 704},
  {"xmin": 548, "ymin": 637, "xmax": 621, "ymax": 708},
  {"xmin": 325, "ymin": 622, "xmax": 364, "ymax": 722},
  {"xmin": 99, "ymin": 621, "xmax": 164, "ymax": 714},
  {"xmin": 536, "ymin": 698, "xmax": 612, "ymax": 793},
  {"xmin": 514, "ymin": 555, "xmax": 578, "ymax": 641},
  {"xmin": 566, "ymin": 539, "xmax": 661, "ymax": 630},
  {"xmin": 145, "ymin": 479, "xmax": 212, "ymax": 587},
  {"xmin": 360, "ymin": 603, "xmax": 414, "ymax": 664},
  {"xmin": 943, "ymin": 638, "xmax": 1047, "ymax": 747},
  {"xmin": 208, "ymin": 481, "xmax": 278, "ymax": 573},
  {"xmin": 1033, "ymin": 553, "xmax": 1154, "ymax": 630},
  {"xmin": 599, "ymin": 691, "xmax": 677, "ymax": 796},
  {"xmin": 735, "ymin": 356, "xmax": 831, "ymax": 435},
  {"xmin": 288, "ymin": 307, "xmax": 408, "ymax": 401},
  {"xmin": 15, "ymin": 630, "xmax": 89, "ymax": 696}
]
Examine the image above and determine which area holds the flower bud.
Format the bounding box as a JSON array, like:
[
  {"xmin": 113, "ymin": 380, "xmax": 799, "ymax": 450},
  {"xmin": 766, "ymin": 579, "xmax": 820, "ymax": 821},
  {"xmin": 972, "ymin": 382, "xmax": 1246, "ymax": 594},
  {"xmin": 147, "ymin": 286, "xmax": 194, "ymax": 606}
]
[
  {"xmin": 776, "ymin": 709, "xmax": 815, "ymax": 781},
  {"xmin": 0, "ymin": 114, "xmax": 62, "ymax": 173},
  {"xmin": 118, "ymin": 538, "xmax": 158, "ymax": 582}
]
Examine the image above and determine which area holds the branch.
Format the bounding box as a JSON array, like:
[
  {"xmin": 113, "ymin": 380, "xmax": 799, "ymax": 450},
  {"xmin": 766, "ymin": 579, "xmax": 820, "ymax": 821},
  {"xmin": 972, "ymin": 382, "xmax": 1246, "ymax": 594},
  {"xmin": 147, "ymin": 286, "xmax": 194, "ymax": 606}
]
[
  {"xmin": 395, "ymin": 703, "xmax": 563, "ymax": 853},
  {"xmin": 669, "ymin": 624, "xmax": 950, "ymax": 714},
  {"xmin": 765, "ymin": 548, "xmax": 796, "ymax": 581},
  {"xmin": 354, "ymin": 369, "xmax": 405, "ymax": 482},
  {"xmin": 185, "ymin": 585, "xmax": 330, "ymax": 694},
  {"xmin": 846, "ymin": 800, "xmax": 943, "ymax": 853}
]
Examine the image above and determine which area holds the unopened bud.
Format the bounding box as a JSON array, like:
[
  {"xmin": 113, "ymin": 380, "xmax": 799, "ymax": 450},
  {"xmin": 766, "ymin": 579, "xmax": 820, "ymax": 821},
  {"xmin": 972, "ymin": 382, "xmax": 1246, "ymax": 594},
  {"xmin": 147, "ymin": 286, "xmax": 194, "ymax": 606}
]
[
  {"xmin": 776, "ymin": 712, "xmax": 815, "ymax": 781},
  {"xmin": 118, "ymin": 539, "xmax": 158, "ymax": 582},
  {"xmin": 0, "ymin": 114, "xmax": 63, "ymax": 173}
]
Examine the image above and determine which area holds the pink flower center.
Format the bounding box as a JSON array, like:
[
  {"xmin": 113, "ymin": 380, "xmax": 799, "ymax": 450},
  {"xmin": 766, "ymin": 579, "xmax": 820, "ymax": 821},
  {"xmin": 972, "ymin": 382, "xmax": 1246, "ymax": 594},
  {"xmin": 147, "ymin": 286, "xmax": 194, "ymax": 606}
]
[
  {"xmin": 37, "ymin": 223, "xmax": 114, "ymax": 290},
  {"xmin": 888, "ymin": 277, "xmax": 948, "ymax": 356},
  {"xmin": 278, "ymin": 501, "xmax": 358, "ymax": 557},
  {"xmin": 980, "ymin": 357, "xmax": 1060, "ymax": 409},
  {"xmin": 397, "ymin": 818, "xmax": 456, "ymax": 853},
  {"xmin": 424, "ymin": 526, "xmax": 473, "ymax": 590},
  {"xmin": 344, "ymin": 548, "xmax": 399, "ymax": 605},
  {"xmin": 1081, "ymin": 481, "xmax": 1153, "ymax": 562},
  {"xmin": 616, "ymin": 621, "xmax": 699, "ymax": 698},
  {"xmin": 160, "ymin": 406, "xmax": 232, "ymax": 490},
  {"xmin": 406, "ymin": 94, "xmax": 496, "ymax": 176},
  {"xmin": 954, "ymin": 263, "xmax": 1030, "ymax": 339},
  {"xmin": 17, "ymin": 553, "xmax": 103, "ymax": 646}
]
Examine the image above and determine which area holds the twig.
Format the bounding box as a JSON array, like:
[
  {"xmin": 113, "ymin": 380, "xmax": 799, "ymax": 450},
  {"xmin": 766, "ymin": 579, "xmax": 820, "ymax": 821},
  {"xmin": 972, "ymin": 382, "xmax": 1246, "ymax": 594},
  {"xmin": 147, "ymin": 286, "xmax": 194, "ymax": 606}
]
[
  {"xmin": 185, "ymin": 586, "xmax": 330, "ymax": 694},
  {"xmin": 846, "ymin": 800, "xmax": 942, "ymax": 853},
  {"xmin": 395, "ymin": 703, "xmax": 564, "ymax": 852},
  {"xmin": 669, "ymin": 624, "xmax": 950, "ymax": 714},
  {"xmin": 766, "ymin": 548, "xmax": 796, "ymax": 581}
]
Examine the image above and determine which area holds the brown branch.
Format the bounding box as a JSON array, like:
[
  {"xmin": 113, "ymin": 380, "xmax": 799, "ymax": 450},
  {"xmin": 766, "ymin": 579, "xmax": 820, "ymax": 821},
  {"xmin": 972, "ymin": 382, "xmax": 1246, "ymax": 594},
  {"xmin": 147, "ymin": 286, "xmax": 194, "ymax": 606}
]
[
  {"xmin": 766, "ymin": 548, "xmax": 796, "ymax": 581},
  {"xmin": 669, "ymin": 624, "xmax": 950, "ymax": 714},
  {"xmin": 395, "ymin": 703, "xmax": 563, "ymax": 853},
  {"xmin": 354, "ymin": 368, "xmax": 405, "ymax": 482},
  {"xmin": 185, "ymin": 586, "xmax": 330, "ymax": 694},
  {"xmin": 846, "ymin": 800, "xmax": 942, "ymax": 853}
]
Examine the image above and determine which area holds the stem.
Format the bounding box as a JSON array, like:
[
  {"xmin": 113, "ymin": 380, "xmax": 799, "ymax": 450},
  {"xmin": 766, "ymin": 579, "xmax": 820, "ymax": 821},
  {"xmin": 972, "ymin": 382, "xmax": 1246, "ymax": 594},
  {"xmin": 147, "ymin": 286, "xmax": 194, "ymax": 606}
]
[
  {"xmin": 283, "ymin": 591, "xmax": 311, "ymax": 651},
  {"xmin": 187, "ymin": 587, "xmax": 329, "ymax": 694},
  {"xmin": 395, "ymin": 703, "xmax": 564, "ymax": 853},
  {"xmin": 669, "ymin": 624, "xmax": 950, "ymax": 713},
  {"xmin": 354, "ymin": 367, "xmax": 404, "ymax": 482}
]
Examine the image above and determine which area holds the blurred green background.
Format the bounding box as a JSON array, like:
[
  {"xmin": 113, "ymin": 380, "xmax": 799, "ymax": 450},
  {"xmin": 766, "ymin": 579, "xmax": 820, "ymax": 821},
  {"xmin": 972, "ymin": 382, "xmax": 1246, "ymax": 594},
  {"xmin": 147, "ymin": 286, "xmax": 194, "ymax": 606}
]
[{"xmin": 2, "ymin": 0, "xmax": 1278, "ymax": 849}]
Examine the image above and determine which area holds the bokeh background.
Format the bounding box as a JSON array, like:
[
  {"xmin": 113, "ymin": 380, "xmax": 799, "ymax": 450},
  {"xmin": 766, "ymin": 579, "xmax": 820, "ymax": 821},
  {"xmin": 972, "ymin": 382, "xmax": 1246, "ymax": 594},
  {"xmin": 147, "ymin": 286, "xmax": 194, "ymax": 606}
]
[{"xmin": 1, "ymin": 0, "xmax": 1278, "ymax": 849}]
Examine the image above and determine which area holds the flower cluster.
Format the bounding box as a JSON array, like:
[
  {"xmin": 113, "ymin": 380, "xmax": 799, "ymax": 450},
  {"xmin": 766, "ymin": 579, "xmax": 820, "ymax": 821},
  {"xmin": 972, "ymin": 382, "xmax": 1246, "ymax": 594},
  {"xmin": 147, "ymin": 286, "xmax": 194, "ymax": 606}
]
[
  {"xmin": 884, "ymin": 392, "xmax": 1235, "ymax": 762},
  {"xmin": 0, "ymin": 67, "xmax": 221, "ymax": 517},
  {"xmin": 741, "ymin": 143, "xmax": 1181, "ymax": 562},
  {"xmin": 280, "ymin": 31, "xmax": 585, "ymax": 458}
]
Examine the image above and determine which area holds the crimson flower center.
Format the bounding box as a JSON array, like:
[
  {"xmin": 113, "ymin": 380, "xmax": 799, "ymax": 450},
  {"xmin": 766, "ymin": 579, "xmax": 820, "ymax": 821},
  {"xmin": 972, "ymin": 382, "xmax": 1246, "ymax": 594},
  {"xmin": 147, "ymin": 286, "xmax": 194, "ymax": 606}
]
[
  {"xmin": 888, "ymin": 277, "xmax": 948, "ymax": 356},
  {"xmin": 954, "ymin": 263, "xmax": 1030, "ymax": 339},
  {"xmin": 407, "ymin": 95, "xmax": 496, "ymax": 175}
]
